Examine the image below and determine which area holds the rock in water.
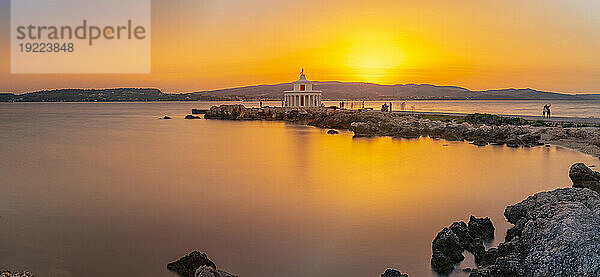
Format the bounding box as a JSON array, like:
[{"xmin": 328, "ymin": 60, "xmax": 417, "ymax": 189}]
[
  {"xmin": 569, "ymin": 163, "xmax": 600, "ymax": 192},
  {"xmin": 380, "ymin": 268, "xmax": 409, "ymax": 277},
  {"xmin": 431, "ymin": 227, "xmax": 464, "ymax": 274},
  {"xmin": 163, "ymin": 116, "xmax": 172, "ymax": 119},
  {"xmin": 185, "ymin": 115, "xmax": 201, "ymax": 119},
  {"xmin": 431, "ymin": 217, "xmax": 496, "ymax": 273},
  {"xmin": 327, "ymin": 129, "xmax": 339, "ymax": 135},
  {"xmin": 431, "ymin": 250, "xmax": 455, "ymax": 274},
  {"xmin": 167, "ymin": 251, "xmax": 216, "ymax": 277},
  {"xmin": 473, "ymin": 188, "xmax": 600, "ymax": 276},
  {"xmin": 467, "ymin": 216, "xmax": 494, "ymax": 241}
]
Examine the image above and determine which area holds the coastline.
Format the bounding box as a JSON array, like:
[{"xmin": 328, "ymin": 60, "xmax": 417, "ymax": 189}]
[{"xmin": 395, "ymin": 110, "xmax": 600, "ymax": 157}]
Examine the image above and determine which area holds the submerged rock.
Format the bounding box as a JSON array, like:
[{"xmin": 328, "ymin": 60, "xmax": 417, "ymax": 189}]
[
  {"xmin": 167, "ymin": 251, "xmax": 217, "ymax": 277},
  {"xmin": 185, "ymin": 115, "xmax": 201, "ymax": 119},
  {"xmin": 472, "ymin": 187, "xmax": 600, "ymax": 276},
  {"xmin": 327, "ymin": 129, "xmax": 339, "ymax": 135},
  {"xmin": 380, "ymin": 268, "xmax": 408, "ymax": 277},
  {"xmin": 569, "ymin": 163, "xmax": 600, "ymax": 192},
  {"xmin": 163, "ymin": 116, "xmax": 172, "ymax": 119}
]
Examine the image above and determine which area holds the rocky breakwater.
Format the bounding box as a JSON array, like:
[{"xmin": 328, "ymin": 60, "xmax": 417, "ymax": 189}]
[
  {"xmin": 204, "ymin": 105, "xmax": 542, "ymax": 147},
  {"xmin": 539, "ymin": 127, "xmax": 600, "ymax": 157},
  {"xmin": 433, "ymin": 163, "xmax": 600, "ymax": 276}
]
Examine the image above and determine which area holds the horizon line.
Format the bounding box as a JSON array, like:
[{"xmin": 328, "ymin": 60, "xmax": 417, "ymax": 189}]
[{"xmin": 6, "ymin": 81, "xmax": 600, "ymax": 96}]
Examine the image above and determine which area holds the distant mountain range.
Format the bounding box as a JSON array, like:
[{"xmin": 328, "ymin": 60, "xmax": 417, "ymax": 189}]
[{"xmin": 1, "ymin": 82, "xmax": 600, "ymax": 102}]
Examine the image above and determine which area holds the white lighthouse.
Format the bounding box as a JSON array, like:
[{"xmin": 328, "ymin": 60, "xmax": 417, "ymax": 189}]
[{"xmin": 283, "ymin": 69, "xmax": 322, "ymax": 108}]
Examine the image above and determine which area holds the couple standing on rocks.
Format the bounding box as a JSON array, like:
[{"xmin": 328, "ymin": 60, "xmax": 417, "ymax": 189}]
[{"xmin": 542, "ymin": 104, "xmax": 552, "ymax": 118}]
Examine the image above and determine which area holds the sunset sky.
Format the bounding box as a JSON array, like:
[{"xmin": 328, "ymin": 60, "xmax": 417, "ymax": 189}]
[{"xmin": 1, "ymin": 0, "xmax": 599, "ymax": 94}]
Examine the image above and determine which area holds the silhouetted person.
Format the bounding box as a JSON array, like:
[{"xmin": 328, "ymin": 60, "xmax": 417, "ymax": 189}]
[
  {"xmin": 389, "ymin": 102, "xmax": 393, "ymax": 112},
  {"xmin": 542, "ymin": 104, "xmax": 547, "ymax": 118},
  {"xmin": 547, "ymin": 104, "xmax": 551, "ymax": 118},
  {"xmin": 260, "ymin": 101, "xmax": 263, "ymax": 108}
]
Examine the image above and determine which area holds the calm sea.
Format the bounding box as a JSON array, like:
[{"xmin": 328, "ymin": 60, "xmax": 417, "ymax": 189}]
[{"xmin": 0, "ymin": 101, "xmax": 598, "ymax": 277}]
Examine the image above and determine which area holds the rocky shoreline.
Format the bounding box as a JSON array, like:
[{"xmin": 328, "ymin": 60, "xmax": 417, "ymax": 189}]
[
  {"xmin": 430, "ymin": 163, "xmax": 600, "ymax": 276},
  {"xmin": 203, "ymin": 105, "xmax": 600, "ymax": 157}
]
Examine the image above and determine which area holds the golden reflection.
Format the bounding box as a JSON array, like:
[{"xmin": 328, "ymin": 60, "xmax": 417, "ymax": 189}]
[{"xmin": 4, "ymin": 111, "xmax": 598, "ymax": 277}]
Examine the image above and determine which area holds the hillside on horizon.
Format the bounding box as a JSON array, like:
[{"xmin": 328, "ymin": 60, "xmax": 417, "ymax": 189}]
[
  {"xmin": 191, "ymin": 81, "xmax": 600, "ymax": 100},
  {"xmin": 2, "ymin": 82, "xmax": 600, "ymax": 102}
]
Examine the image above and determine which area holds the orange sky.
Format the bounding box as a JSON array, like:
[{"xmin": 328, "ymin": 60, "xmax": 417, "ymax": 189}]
[{"xmin": 1, "ymin": 0, "xmax": 600, "ymax": 93}]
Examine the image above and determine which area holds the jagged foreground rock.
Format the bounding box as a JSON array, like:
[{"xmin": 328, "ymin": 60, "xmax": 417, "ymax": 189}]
[
  {"xmin": 467, "ymin": 164, "xmax": 600, "ymax": 276},
  {"xmin": 430, "ymin": 164, "xmax": 600, "ymax": 276},
  {"xmin": 470, "ymin": 187, "xmax": 600, "ymax": 276}
]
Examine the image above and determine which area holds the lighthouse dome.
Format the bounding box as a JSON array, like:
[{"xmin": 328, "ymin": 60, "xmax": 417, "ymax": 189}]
[{"xmin": 293, "ymin": 69, "xmax": 311, "ymax": 84}]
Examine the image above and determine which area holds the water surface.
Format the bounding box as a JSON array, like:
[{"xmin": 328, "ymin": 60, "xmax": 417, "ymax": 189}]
[{"xmin": 0, "ymin": 102, "xmax": 597, "ymax": 277}]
